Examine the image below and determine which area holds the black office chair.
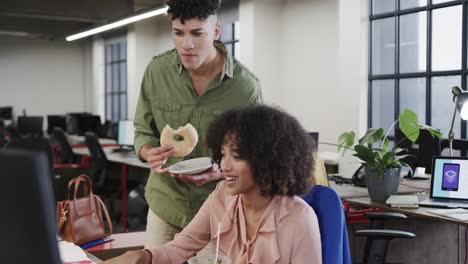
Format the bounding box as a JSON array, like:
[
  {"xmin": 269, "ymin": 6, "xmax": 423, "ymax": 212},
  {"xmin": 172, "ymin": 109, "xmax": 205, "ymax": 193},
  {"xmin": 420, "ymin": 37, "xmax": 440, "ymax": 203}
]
[
  {"xmin": 396, "ymin": 128, "xmax": 440, "ymax": 175},
  {"xmin": 5, "ymin": 124, "xmax": 20, "ymax": 141},
  {"xmin": 355, "ymin": 212, "xmax": 416, "ymax": 264},
  {"xmin": 109, "ymin": 121, "xmax": 119, "ymax": 140},
  {"xmin": 84, "ymin": 131, "xmax": 122, "ymax": 223},
  {"xmin": 101, "ymin": 120, "xmax": 111, "ymax": 138},
  {"xmin": 51, "ymin": 127, "xmax": 74, "ymax": 164},
  {"xmin": 84, "ymin": 131, "xmax": 110, "ymax": 193},
  {"xmin": 0, "ymin": 119, "xmax": 5, "ymax": 148},
  {"xmin": 440, "ymin": 138, "xmax": 468, "ymax": 156},
  {"xmin": 5, "ymin": 135, "xmax": 54, "ymax": 173}
]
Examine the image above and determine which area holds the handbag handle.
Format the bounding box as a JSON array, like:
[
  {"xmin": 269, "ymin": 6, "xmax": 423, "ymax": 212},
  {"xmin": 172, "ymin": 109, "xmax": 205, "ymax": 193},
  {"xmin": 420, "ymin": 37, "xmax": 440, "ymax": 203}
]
[
  {"xmin": 68, "ymin": 175, "xmax": 96, "ymax": 217},
  {"xmin": 67, "ymin": 175, "xmax": 93, "ymax": 200},
  {"xmin": 95, "ymin": 194, "xmax": 113, "ymax": 236}
]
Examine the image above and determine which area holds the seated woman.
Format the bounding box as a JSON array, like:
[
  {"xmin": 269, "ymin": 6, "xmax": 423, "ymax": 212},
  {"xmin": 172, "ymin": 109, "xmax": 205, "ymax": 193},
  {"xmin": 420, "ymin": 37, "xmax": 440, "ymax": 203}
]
[{"xmin": 103, "ymin": 105, "xmax": 322, "ymax": 264}]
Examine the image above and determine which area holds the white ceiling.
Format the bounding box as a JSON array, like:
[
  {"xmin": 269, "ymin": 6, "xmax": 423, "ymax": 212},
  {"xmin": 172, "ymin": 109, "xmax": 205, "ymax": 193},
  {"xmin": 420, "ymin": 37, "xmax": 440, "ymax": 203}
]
[{"xmin": 0, "ymin": 0, "xmax": 164, "ymax": 39}]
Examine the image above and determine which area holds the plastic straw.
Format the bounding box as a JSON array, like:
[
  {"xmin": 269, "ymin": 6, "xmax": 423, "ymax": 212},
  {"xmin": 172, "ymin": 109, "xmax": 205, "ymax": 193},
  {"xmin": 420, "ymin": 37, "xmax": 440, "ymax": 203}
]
[{"xmin": 214, "ymin": 222, "xmax": 221, "ymax": 264}]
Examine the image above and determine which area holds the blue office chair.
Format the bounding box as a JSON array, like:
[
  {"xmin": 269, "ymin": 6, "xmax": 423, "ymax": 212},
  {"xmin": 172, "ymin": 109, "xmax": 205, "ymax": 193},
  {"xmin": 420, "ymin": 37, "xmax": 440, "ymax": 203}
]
[{"xmin": 303, "ymin": 185, "xmax": 352, "ymax": 264}]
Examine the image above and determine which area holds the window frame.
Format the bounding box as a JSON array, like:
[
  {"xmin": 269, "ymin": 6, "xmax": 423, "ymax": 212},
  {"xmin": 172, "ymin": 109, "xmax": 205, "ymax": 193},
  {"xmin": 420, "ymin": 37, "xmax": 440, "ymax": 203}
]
[
  {"xmin": 104, "ymin": 38, "xmax": 128, "ymax": 122},
  {"xmin": 221, "ymin": 21, "xmax": 240, "ymax": 58},
  {"xmin": 369, "ymin": 0, "xmax": 468, "ymax": 139}
]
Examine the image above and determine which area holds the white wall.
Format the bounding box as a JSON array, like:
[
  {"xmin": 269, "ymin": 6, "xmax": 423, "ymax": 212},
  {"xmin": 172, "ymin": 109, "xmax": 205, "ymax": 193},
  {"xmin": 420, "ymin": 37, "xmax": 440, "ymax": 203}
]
[
  {"xmin": 91, "ymin": 36, "xmax": 105, "ymax": 119},
  {"xmin": 0, "ymin": 36, "xmax": 93, "ymax": 126},
  {"xmin": 239, "ymin": 0, "xmax": 283, "ymax": 103},
  {"xmin": 127, "ymin": 14, "xmax": 173, "ymax": 120},
  {"xmin": 239, "ymin": 0, "xmax": 369, "ymax": 176}
]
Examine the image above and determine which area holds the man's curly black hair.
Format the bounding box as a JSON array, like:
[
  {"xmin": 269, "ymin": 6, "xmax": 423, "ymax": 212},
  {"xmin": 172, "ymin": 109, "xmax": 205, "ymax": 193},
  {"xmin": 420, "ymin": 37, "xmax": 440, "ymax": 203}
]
[
  {"xmin": 206, "ymin": 105, "xmax": 315, "ymax": 197},
  {"xmin": 165, "ymin": 0, "xmax": 221, "ymax": 23}
]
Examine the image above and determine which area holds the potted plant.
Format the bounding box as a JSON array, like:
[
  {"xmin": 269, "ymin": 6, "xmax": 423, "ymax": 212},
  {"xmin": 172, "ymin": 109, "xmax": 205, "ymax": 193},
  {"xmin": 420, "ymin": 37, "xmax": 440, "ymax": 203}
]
[{"xmin": 338, "ymin": 109, "xmax": 442, "ymax": 202}]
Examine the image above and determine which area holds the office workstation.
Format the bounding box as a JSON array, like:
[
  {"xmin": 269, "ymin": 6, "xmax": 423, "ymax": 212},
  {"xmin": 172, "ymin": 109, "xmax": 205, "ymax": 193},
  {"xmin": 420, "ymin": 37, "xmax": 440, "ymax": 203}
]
[{"xmin": 4, "ymin": 0, "xmax": 468, "ymax": 263}]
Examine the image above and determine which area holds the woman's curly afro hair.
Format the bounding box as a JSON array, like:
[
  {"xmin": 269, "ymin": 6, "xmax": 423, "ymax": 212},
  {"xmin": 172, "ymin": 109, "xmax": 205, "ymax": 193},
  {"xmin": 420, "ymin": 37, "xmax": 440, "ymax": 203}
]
[
  {"xmin": 165, "ymin": 0, "xmax": 221, "ymax": 23},
  {"xmin": 206, "ymin": 105, "xmax": 315, "ymax": 197}
]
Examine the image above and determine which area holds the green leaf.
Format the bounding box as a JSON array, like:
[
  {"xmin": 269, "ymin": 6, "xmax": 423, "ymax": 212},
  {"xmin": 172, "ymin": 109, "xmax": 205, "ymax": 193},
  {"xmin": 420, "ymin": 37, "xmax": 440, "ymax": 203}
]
[
  {"xmin": 382, "ymin": 150, "xmax": 395, "ymax": 168},
  {"xmin": 420, "ymin": 124, "xmax": 443, "ymax": 138},
  {"xmin": 338, "ymin": 131, "xmax": 355, "ymax": 153},
  {"xmin": 354, "ymin": 145, "xmax": 377, "ymax": 166},
  {"xmin": 392, "ymin": 148, "xmax": 406, "ymax": 155},
  {"xmin": 399, "ymin": 109, "xmax": 419, "ymax": 142},
  {"xmin": 400, "ymin": 161, "xmax": 414, "ymax": 176},
  {"xmin": 395, "ymin": 154, "xmax": 414, "ymax": 161},
  {"xmin": 358, "ymin": 128, "xmax": 384, "ymax": 145},
  {"xmin": 380, "ymin": 137, "xmax": 390, "ymax": 153}
]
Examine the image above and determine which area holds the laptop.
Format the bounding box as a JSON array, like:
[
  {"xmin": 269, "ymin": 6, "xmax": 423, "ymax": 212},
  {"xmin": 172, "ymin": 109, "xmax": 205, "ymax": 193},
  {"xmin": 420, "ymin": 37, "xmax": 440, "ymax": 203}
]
[{"xmin": 419, "ymin": 156, "xmax": 468, "ymax": 209}]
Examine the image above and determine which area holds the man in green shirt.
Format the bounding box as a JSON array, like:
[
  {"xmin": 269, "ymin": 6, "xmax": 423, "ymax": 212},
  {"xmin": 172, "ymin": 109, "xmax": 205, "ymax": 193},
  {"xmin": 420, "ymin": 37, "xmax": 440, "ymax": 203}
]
[{"xmin": 134, "ymin": 0, "xmax": 262, "ymax": 247}]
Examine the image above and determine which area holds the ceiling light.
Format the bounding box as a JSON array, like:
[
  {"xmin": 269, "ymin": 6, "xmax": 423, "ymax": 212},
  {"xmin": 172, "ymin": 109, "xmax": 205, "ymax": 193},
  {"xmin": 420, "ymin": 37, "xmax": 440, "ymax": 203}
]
[{"xmin": 66, "ymin": 6, "xmax": 168, "ymax": 41}]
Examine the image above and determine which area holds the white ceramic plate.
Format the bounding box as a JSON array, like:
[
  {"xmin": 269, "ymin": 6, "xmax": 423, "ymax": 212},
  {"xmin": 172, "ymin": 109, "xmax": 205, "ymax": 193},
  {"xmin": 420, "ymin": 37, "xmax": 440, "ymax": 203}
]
[{"xmin": 168, "ymin": 157, "xmax": 213, "ymax": 175}]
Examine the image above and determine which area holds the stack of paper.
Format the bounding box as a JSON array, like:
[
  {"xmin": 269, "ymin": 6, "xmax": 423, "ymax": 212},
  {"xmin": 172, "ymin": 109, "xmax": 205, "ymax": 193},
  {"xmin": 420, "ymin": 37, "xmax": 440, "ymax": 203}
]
[
  {"xmin": 58, "ymin": 240, "xmax": 94, "ymax": 264},
  {"xmin": 427, "ymin": 208, "xmax": 468, "ymax": 222},
  {"xmin": 385, "ymin": 195, "xmax": 419, "ymax": 208}
]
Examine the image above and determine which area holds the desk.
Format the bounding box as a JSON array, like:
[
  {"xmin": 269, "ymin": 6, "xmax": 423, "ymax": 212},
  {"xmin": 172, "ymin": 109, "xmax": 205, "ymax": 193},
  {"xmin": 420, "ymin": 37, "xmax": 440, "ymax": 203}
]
[
  {"xmin": 330, "ymin": 177, "xmax": 430, "ymax": 199},
  {"xmin": 344, "ymin": 195, "xmax": 468, "ymax": 226},
  {"xmin": 331, "ymin": 179, "xmax": 467, "ymax": 263},
  {"xmin": 68, "ymin": 135, "xmax": 117, "ymax": 146},
  {"xmin": 86, "ymin": 231, "xmax": 145, "ymax": 260},
  {"xmin": 73, "ymin": 147, "xmax": 150, "ymax": 231},
  {"xmin": 86, "ymin": 251, "xmax": 102, "ymax": 263}
]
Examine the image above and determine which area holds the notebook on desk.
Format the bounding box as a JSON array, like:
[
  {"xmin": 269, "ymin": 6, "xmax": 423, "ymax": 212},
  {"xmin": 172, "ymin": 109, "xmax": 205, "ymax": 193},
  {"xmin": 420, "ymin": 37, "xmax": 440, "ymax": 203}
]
[{"xmin": 419, "ymin": 156, "xmax": 468, "ymax": 209}]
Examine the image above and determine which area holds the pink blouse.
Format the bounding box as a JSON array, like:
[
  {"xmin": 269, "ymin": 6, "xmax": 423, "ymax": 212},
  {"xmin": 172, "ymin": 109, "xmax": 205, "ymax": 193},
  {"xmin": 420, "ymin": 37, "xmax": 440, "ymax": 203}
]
[{"xmin": 149, "ymin": 182, "xmax": 322, "ymax": 264}]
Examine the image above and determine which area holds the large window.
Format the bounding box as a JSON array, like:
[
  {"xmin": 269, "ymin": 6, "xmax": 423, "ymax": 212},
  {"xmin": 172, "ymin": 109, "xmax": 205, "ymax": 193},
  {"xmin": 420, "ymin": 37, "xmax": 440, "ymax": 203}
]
[
  {"xmin": 221, "ymin": 21, "xmax": 240, "ymax": 59},
  {"xmin": 104, "ymin": 37, "xmax": 127, "ymax": 122},
  {"xmin": 369, "ymin": 0, "xmax": 468, "ymax": 139}
]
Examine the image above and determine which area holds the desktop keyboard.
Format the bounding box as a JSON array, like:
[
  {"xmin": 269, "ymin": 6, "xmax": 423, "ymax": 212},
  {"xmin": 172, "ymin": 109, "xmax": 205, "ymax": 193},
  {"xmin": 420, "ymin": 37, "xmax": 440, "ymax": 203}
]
[
  {"xmin": 328, "ymin": 175, "xmax": 353, "ymax": 185},
  {"xmin": 112, "ymin": 148, "xmax": 134, "ymax": 153}
]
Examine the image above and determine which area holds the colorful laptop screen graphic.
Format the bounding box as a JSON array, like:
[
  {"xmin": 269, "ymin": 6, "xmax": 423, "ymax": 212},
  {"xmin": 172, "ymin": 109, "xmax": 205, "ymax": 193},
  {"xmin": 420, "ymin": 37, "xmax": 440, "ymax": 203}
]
[{"xmin": 432, "ymin": 158, "xmax": 468, "ymax": 200}]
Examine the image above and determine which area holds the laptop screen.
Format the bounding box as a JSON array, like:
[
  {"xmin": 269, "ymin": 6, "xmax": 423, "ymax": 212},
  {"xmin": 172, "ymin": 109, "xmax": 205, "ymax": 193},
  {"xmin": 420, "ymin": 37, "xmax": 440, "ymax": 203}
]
[{"xmin": 431, "ymin": 157, "xmax": 468, "ymax": 200}]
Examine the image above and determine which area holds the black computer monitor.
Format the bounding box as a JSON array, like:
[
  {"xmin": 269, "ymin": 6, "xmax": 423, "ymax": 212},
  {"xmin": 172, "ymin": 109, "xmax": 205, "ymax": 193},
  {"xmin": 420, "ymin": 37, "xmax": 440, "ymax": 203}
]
[
  {"xmin": 116, "ymin": 120, "xmax": 135, "ymax": 152},
  {"xmin": 0, "ymin": 149, "xmax": 61, "ymax": 263},
  {"xmin": 17, "ymin": 116, "xmax": 44, "ymax": 136},
  {"xmin": 396, "ymin": 128, "xmax": 440, "ymax": 175},
  {"xmin": 78, "ymin": 115, "xmax": 101, "ymax": 135},
  {"xmin": 308, "ymin": 132, "xmax": 319, "ymax": 151},
  {"xmin": 47, "ymin": 115, "xmax": 67, "ymax": 135},
  {"xmin": 0, "ymin": 106, "xmax": 13, "ymax": 120}
]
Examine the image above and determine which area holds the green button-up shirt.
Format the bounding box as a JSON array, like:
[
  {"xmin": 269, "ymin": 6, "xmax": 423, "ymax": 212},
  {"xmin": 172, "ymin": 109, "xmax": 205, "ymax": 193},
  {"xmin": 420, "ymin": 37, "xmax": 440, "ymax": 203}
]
[{"xmin": 134, "ymin": 42, "xmax": 263, "ymax": 227}]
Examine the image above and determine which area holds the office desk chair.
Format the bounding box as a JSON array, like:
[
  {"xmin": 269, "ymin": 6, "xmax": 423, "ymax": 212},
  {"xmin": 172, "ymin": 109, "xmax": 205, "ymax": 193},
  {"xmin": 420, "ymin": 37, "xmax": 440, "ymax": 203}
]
[
  {"xmin": 84, "ymin": 131, "xmax": 122, "ymax": 224},
  {"xmin": 396, "ymin": 128, "xmax": 440, "ymax": 175},
  {"xmin": 5, "ymin": 135, "xmax": 87, "ymax": 201},
  {"xmin": 302, "ymin": 185, "xmax": 352, "ymax": 264},
  {"xmin": 5, "ymin": 135, "xmax": 54, "ymax": 173},
  {"xmin": 84, "ymin": 132, "xmax": 109, "ymax": 193},
  {"xmin": 0, "ymin": 119, "xmax": 5, "ymax": 148},
  {"xmin": 51, "ymin": 127, "xmax": 74, "ymax": 164},
  {"xmin": 51, "ymin": 127, "xmax": 91, "ymax": 200},
  {"xmin": 355, "ymin": 212, "xmax": 415, "ymax": 264}
]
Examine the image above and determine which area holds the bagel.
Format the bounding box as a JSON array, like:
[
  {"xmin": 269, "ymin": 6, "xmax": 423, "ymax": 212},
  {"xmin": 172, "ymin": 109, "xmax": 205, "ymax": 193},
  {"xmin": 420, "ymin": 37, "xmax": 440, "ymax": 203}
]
[{"xmin": 160, "ymin": 124, "xmax": 199, "ymax": 157}]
